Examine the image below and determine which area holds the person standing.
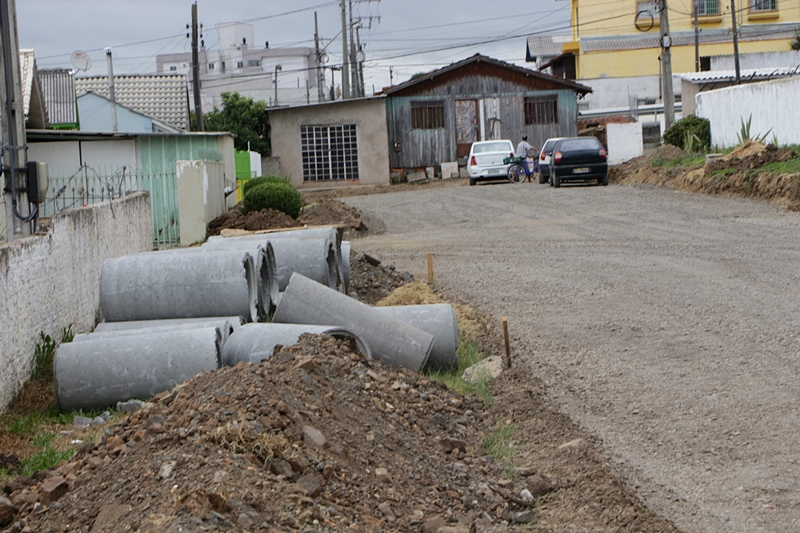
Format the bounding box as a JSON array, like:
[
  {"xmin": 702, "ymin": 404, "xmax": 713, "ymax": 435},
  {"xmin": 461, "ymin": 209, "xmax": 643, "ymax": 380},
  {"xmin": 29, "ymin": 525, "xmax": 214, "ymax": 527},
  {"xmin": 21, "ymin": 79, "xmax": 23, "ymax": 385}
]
[{"xmin": 515, "ymin": 135, "xmax": 539, "ymax": 182}]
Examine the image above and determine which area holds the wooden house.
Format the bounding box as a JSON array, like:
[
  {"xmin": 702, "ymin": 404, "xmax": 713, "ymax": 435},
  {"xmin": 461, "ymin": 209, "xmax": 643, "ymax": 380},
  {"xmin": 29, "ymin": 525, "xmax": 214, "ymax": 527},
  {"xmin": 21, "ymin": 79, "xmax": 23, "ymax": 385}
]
[{"xmin": 382, "ymin": 54, "xmax": 592, "ymax": 169}]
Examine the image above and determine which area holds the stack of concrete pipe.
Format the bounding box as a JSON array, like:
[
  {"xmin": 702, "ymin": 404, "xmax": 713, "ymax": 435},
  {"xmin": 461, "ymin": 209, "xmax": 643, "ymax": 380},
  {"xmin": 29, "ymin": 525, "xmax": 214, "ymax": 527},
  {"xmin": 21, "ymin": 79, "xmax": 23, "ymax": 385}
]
[
  {"xmin": 93, "ymin": 317, "xmax": 243, "ymax": 343},
  {"xmin": 100, "ymin": 248, "xmax": 259, "ymax": 323}
]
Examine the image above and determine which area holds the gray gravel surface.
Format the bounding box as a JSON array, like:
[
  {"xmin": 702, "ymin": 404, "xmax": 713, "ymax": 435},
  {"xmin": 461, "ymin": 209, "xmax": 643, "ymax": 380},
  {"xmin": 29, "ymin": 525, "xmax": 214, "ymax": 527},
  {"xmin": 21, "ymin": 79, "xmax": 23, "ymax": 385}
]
[{"xmin": 343, "ymin": 182, "xmax": 800, "ymax": 533}]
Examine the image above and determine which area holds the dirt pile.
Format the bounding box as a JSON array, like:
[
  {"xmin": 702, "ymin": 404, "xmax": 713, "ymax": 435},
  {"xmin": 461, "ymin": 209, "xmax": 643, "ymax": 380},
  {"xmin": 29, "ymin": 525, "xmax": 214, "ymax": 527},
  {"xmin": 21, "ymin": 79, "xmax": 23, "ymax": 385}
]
[
  {"xmin": 610, "ymin": 142, "xmax": 800, "ymax": 210},
  {"xmin": 7, "ymin": 335, "xmax": 523, "ymax": 533},
  {"xmin": 208, "ymin": 200, "xmax": 367, "ymax": 238}
]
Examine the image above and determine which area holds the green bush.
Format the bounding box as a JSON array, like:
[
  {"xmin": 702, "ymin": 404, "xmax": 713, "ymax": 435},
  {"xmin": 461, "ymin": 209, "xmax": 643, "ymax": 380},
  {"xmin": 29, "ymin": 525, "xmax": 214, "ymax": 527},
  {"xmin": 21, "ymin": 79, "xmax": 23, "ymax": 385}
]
[
  {"xmin": 241, "ymin": 175, "xmax": 288, "ymax": 196},
  {"xmin": 243, "ymin": 182, "xmax": 302, "ymax": 218},
  {"xmin": 663, "ymin": 115, "xmax": 711, "ymax": 152}
]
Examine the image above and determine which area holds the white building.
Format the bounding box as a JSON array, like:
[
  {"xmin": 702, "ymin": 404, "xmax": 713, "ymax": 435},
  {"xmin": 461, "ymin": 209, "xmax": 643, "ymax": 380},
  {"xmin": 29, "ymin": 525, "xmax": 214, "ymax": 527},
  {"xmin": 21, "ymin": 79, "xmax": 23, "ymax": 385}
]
[{"xmin": 156, "ymin": 22, "xmax": 322, "ymax": 111}]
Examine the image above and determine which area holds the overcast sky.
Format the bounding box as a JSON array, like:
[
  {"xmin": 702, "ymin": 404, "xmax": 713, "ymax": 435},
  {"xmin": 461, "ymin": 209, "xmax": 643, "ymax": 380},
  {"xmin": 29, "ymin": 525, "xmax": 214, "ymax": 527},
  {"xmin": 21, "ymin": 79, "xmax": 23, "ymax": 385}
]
[{"xmin": 18, "ymin": 0, "xmax": 572, "ymax": 93}]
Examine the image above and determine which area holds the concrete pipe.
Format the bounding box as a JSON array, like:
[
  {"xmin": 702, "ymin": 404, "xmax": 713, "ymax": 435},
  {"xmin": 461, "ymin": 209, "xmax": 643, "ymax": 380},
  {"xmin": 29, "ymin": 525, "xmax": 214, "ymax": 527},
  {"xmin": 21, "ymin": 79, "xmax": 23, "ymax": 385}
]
[
  {"xmin": 377, "ymin": 304, "xmax": 459, "ymax": 370},
  {"xmin": 95, "ymin": 316, "xmax": 244, "ymax": 333},
  {"xmin": 55, "ymin": 327, "xmax": 221, "ymax": 412},
  {"xmin": 202, "ymin": 239, "xmax": 280, "ymax": 318},
  {"xmin": 91, "ymin": 319, "xmax": 235, "ymax": 344},
  {"xmin": 265, "ymin": 227, "xmax": 343, "ymax": 291},
  {"xmin": 341, "ymin": 241, "xmax": 351, "ymax": 293},
  {"xmin": 222, "ymin": 323, "xmax": 372, "ymax": 366},
  {"xmin": 273, "ymin": 273, "xmax": 433, "ymax": 372},
  {"xmin": 100, "ymin": 249, "xmax": 258, "ymax": 323}
]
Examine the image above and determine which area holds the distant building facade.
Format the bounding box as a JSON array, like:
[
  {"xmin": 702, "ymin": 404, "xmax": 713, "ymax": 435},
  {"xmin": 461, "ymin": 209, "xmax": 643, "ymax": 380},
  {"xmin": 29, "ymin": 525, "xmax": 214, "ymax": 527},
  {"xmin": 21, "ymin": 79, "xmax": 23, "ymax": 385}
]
[{"xmin": 156, "ymin": 22, "xmax": 322, "ymax": 111}]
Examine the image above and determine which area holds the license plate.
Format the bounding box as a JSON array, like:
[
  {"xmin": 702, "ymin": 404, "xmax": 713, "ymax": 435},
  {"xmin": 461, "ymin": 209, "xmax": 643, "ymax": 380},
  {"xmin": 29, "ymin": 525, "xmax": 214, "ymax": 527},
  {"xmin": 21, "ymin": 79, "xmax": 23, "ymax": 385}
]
[
  {"xmin": 491, "ymin": 169, "xmax": 501, "ymax": 174},
  {"xmin": 573, "ymin": 167, "xmax": 589, "ymax": 174}
]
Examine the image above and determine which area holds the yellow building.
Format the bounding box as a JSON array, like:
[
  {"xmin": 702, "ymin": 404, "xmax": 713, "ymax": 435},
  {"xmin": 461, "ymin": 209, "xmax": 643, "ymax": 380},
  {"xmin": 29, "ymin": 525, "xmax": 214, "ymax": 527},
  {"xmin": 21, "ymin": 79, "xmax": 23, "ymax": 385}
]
[{"xmin": 560, "ymin": 0, "xmax": 799, "ymax": 79}]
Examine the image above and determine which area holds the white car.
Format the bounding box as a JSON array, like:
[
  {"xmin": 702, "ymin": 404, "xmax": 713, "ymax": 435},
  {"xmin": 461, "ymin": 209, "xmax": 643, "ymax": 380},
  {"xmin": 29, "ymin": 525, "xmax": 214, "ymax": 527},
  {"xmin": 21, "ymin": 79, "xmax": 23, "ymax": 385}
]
[
  {"xmin": 538, "ymin": 137, "xmax": 567, "ymax": 184},
  {"xmin": 466, "ymin": 140, "xmax": 515, "ymax": 186}
]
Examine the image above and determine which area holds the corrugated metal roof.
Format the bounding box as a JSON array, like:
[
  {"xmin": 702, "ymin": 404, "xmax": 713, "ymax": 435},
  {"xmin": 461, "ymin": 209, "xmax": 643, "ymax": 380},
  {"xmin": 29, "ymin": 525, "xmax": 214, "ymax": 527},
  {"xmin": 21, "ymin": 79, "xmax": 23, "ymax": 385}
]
[
  {"xmin": 74, "ymin": 74, "xmax": 189, "ymax": 131},
  {"xmin": 676, "ymin": 65, "xmax": 800, "ymax": 83},
  {"xmin": 526, "ymin": 34, "xmax": 571, "ymax": 60},
  {"xmin": 581, "ymin": 23, "xmax": 799, "ymax": 52},
  {"xmin": 39, "ymin": 69, "xmax": 76, "ymax": 124}
]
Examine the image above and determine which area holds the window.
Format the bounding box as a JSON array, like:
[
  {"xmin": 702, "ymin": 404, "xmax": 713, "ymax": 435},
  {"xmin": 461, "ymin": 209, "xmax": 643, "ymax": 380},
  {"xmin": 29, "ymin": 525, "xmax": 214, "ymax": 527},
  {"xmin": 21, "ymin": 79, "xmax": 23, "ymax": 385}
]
[
  {"xmin": 700, "ymin": 56, "xmax": 711, "ymax": 71},
  {"xmin": 236, "ymin": 61, "xmax": 244, "ymax": 68},
  {"xmin": 169, "ymin": 66, "xmax": 177, "ymax": 71},
  {"xmin": 301, "ymin": 124, "xmax": 359, "ymax": 182},
  {"xmin": 411, "ymin": 101, "xmax": 445, "ymax": 129},
  {"xmin": 695, "ymin": 0, "xmax": 720, "ymax": 15},
  {"xmin": 248, "ymin": 59, "xmax": 261, "ymax": 67},
  {"xmin": 637, "ymin": 97, "xmax": 656, "ymax": 106},
  {"xmin": 524, "ymin": 95, "xmax": 559, "ymax": 125},
  {"xmin": 750, "ymin": 0, "xmax": 775, "ymax": 10}
]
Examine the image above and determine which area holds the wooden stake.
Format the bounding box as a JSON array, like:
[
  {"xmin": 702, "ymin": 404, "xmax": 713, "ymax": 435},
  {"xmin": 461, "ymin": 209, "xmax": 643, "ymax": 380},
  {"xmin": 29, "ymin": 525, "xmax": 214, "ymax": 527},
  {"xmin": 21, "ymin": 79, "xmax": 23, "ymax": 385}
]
[
  {"xmin": 502, "ymin": 317, "xmax": 511, "ymax": 369},
  {"xmin": 427, "ymin": 253, "xmax": 434, "ymax": 285}
]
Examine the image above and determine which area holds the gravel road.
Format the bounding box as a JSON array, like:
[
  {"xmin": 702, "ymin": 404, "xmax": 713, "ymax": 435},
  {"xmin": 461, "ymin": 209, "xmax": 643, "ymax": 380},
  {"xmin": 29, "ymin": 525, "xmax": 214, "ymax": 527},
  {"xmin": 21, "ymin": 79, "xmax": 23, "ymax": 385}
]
[{"xmin": 343, "ymin": 182, "xmax": 800, "ymax": 533}]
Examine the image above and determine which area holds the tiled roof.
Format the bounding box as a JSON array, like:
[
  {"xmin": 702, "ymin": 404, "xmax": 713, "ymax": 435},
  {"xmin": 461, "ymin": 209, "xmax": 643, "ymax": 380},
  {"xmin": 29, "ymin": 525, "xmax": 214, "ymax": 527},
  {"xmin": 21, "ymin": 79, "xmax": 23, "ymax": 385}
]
[
  {"xmin": 581, "ymin": 23, "xmax": 799, "ymax": 52},
  {"xmin": 39, "ymin": 69, "xmax": 76, "ymax": 124},
  {"xmin": 74, "ymin": 74, "xmax": 189, "ymax": 131},
  {"xmin": 676, "ymin": 66, "xmax": 800, "ymax": 83},
  {"xmin": 526, "ymin": 34, "xmax": 572, "ymax": 60}
]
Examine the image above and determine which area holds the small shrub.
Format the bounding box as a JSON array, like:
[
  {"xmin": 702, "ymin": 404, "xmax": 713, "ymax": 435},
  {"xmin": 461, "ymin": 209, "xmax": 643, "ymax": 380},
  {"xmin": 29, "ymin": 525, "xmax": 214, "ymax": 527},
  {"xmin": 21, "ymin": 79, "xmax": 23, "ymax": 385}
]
[
  {"xmin": 242, "ymin": 176, "xmax": 288, "ymax": 197},
  {"xmin": 31, "ymin": 332, "xmax": 56, "ymax": 381},
  {"xmin": 243, "ymin": 182, "xmax": 302, "ymax": 218},
  {"xmin": 663, "ymin": 115, "xmax": 711, "ymax": 152}
]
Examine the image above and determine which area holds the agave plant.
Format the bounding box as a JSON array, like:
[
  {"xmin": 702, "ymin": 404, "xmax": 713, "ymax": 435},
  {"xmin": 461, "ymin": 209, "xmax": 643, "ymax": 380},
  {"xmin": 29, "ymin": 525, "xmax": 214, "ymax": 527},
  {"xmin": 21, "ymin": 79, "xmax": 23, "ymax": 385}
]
[{"xmin": 736, "ymin": 114, "xmax": 772, "ymax": 146}]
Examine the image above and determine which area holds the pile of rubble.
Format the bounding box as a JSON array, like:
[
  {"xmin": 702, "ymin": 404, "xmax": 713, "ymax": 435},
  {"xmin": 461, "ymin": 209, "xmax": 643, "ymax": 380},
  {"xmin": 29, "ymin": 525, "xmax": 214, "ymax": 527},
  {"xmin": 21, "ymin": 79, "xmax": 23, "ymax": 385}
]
[{"xmin": 4, "ymin": 334, "xmax": 544, "ymax": 533}]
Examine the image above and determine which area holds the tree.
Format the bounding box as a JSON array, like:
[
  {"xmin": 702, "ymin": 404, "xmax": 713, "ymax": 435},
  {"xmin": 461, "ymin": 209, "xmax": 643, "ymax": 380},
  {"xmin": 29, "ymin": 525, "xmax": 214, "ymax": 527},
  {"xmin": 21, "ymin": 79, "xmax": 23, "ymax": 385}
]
[{"xmin": 202, "ymin": 92, "xmax": 271, "ymax": 156}]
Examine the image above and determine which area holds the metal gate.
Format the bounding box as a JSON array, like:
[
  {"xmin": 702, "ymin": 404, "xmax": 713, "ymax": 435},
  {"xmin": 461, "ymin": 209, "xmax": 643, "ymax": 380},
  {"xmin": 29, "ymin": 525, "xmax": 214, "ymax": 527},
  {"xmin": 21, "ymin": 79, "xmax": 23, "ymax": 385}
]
[
  {"xmin": 43, "ymin": 165, "xmax": 180, "ymax": 248},
  {"xmin": 300, "ymin": 124, "xmax": 359, "ymax": 182}
]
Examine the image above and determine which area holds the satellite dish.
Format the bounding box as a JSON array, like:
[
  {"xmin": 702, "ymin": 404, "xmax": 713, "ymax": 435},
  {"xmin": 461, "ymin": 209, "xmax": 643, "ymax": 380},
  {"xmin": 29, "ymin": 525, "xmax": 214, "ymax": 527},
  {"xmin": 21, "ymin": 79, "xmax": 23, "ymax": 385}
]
[{"xmin": 71, "ymin": 50, "xmax": 92, "ymax": 71}]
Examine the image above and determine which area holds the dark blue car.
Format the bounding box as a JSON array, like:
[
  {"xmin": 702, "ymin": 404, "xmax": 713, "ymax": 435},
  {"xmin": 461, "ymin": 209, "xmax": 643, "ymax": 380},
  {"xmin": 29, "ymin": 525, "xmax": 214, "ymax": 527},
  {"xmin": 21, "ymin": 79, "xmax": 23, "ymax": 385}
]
[{"xmin": 549, "ymin": 137, "xmax": 609, "ymax": 188}]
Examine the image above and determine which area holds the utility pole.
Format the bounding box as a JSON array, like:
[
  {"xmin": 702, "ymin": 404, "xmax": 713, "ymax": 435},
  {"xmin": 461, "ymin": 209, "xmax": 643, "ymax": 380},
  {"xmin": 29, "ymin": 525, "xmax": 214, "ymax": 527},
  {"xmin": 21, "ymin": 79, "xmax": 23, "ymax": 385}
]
[
  {"xmin": 105, "ymin": 48, "xmax": 118, "ymax": 132},
  {"xmin": 694, "ymin": 5, "xmax": 700, "ymax": 72},
  {"xmin": 658, "ymin": 0, "xmax": 675, "ymax": 129},
  {"xmin": 340, "ymin": 0, "xmax": 350, "ymax": 99},
  {"xmin": 356, "ymin": 26, "xmax": 365, "ymax": 97},
  {"xmin": 730, "ymin": 0, "xmax": 741, "ymax": 84},
  {"xmin": 0, "ymin": 0, "xmax": 32, "ymax": 240},
  {"xmin": 349, "ymin": 1, "xmax": 357, "ymax": 97},
  {"xmin": 191, "ymin": 2, "xmax": 204, "ymax": 131},
  {"xmin": 314, "ymin": 12, "xmax": 326, "ymax": 102}
]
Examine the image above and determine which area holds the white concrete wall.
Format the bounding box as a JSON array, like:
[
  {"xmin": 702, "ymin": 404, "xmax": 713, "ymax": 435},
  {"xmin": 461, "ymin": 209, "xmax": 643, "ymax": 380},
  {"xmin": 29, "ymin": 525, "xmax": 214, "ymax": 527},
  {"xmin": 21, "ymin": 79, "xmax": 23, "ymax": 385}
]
[
  {"xmin": 176, "ymin": 161, "xmax": 227, "ymax": 245},
  {"xmin": 607, "ymin": 122, "xmax": 644, "ymax": 165},
  {"xmin": 0, "ymin": 193, "xmax": 152, "ymax": 410},
  {"xmin": 711, "ymin": 51, "xmax": 800, "ymax": 71},
  {"xmin": 696, "ymin": 77, "xmax": 800, "ymax": 148},
  {"xmin": 580, "ymin": 75, "xmax": 682, "ymax": 111}
]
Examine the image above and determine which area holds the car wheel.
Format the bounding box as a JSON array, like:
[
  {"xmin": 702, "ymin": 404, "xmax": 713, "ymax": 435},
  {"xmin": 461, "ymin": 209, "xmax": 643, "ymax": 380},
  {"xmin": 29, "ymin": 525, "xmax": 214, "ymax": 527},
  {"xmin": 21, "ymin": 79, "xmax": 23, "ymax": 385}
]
[
  {"xmin": 469, "ymin": 177, "xmax": 476, "ymax": 186},
  {"xmin": 553, "ymin": 172, "xmax": 561, "ymax": 188},
  {"xmin": 538, "ymin": 172, "xmax": 547, "ymax": 184},
  {"xmin": 600, "ymin": 173, "xmax": 609, "ymax": 186}
]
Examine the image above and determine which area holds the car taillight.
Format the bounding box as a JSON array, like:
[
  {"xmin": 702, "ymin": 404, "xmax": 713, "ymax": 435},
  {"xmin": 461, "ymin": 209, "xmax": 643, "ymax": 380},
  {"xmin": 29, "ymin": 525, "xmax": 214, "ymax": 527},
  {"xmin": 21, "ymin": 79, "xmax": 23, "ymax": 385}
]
[
  {"xmin": 470, "ymin": 155, "xmax": 477, "ymax": 166},
  {"xmin": 540, "ymin": 152, "xmax": 546, "ymax": 160},
  {"xmin": 554, "ymin": 152, "xmax": 562, "ymax": 163},
  {"xmin": 599, "ymin": 149, "xmax": 607, "ymax": 161}
]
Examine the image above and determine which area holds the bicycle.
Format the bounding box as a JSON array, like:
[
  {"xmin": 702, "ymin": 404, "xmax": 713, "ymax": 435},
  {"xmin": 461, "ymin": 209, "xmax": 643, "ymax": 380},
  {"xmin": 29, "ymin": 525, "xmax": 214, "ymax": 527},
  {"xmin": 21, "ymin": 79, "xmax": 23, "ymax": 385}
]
[{"xmin": 504, "ymin": 156, "xmax": 536, "ymax": 184}]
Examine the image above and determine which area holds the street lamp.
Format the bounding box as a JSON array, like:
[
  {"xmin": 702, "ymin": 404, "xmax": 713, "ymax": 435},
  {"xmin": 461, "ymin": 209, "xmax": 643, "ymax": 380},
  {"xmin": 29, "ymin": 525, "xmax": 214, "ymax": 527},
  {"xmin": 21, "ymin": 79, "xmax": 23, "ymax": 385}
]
[{"xmin": 273, "ymin": 64, "xmax": 282, "ymax": 106}]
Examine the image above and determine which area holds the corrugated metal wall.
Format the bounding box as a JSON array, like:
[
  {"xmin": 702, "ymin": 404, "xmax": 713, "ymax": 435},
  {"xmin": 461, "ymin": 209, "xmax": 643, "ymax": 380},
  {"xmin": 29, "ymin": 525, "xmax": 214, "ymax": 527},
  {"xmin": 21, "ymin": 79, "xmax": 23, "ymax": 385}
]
[
  {"xmin": 386, "ymin": 76, "xmax": 580, "ymax": 168},
  {"xmin": 39, "ymin": 69, "xmax": 77, "ymax": 126}
]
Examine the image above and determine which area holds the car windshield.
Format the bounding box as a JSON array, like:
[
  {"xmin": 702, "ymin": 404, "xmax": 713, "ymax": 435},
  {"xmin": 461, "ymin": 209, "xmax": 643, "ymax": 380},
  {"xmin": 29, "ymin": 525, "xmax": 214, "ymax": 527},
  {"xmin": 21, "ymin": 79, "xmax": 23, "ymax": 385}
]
[
  {"xmin": 473, "ymin": 142, "xmax": 511, "ymax": 154},
  {"xmin": 559, "ymin": 139, "xmax": 602, "ymax": 151}
]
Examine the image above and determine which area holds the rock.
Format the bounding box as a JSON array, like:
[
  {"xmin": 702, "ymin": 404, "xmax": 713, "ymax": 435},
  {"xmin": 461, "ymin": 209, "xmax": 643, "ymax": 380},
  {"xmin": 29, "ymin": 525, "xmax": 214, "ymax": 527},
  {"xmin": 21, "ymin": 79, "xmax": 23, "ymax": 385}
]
[
  {"xmin": 90, "ymin": 504, "xmax": 128, "ymax": 532},
  {"xmin": 362, "ymin": 253, "xmax": 382, "ymax": 266},
  {"xmin": 296, "ymin": 474, "xmax": 321, "ymax": 497},
  {"xmin": 303, "ymin": 425, "xmax": 326, "ymax": 447},
  {"xmin": 525, "ymin": 473, "xmax": 553, "ymax": 498},
  {"xmin": 399, "ymin": 271, "xmax": 414, "ymax": 283},
  {"xmin": 461, "ymin": 356, "xmax": 503, "ymax": 384},
  {"xmin": 116, "ymin": 399, "xmax": 145, "ymax": 413},
  {"xmin": 374, "ymin": 467, "xmax": 391, "ymax": 483},
  {"xmin": 409, "ymin": 509, "xmax": 425, "ymax": 523},
  {"xmin": 158, "ymin": 461, "xmax": 177, "ymax": 480},
  {"xmin": 510, "ymin": 510, "xmax": 536, "ymax": 524},
  {"xmin": 438, "ymin": 527, "xmax": 470, "ymax": 533},
  {"xmin": 422, "ymin": 515, "xmax": 446, "ymax": 533},
  {"xmin": 377, "ymin": 502, "xmax": 395, "ymax": 520},
  {"xmin": 558, "ymin": 438, "xmax": 588, "ymax": 453},
  {"xmin": 4, "ymin": 476, "xmax": 34, "ymax": 495},
  {"xmin": 145, "ymin": 414, "xmax": 166, "ymax": 428},
  {"xmin": 237, "ymin": 513, "xmax": 254, "ymax": 529},
  {"xmin": 430, "ymin": 413, "xmax": 446, "ymax": 427},
  {"xmin": 0, "ymin": 496, "xmax": 18, "ymax": 527},
  {"xmin": 270, "ymin": 460, "xmax": 293, "ymax": 477},
  {"xmin": 73, "ymin": 416, "xmax": 93, "ymax": 428},
  {"xmin": 520, "ymin": 489, "xmax": 533, "ymax": 502},
  {"xmin": 439, "ymin": 438, "xmax": 467, "ymax": 454},
  {"xmin": 40, "ymin": 476, "xmax": 69, "ymax": 505}
]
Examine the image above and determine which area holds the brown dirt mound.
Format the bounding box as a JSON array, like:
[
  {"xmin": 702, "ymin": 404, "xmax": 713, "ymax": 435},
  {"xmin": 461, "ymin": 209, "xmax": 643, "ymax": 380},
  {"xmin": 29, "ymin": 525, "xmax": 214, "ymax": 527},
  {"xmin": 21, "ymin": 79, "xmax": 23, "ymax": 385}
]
[
  {"xmin": 347, "ymin": 251, "xmax": 413, "ymax": 306},
  {"xmin": 299, "ymin": 199, "xmax": 365, "ymax": 236},
  {"xmin": 207, "ymin": 208, "xmax": 299, "ymax": 236}
]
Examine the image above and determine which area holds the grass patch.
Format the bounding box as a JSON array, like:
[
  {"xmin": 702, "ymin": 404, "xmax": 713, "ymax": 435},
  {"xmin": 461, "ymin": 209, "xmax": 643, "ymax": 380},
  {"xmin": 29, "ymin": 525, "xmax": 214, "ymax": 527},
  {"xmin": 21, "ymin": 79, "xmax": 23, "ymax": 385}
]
[
  {"xmin": 424, "ymin": 336, "xmax": 494, "ymax": 406},
  {"xmin": 651, "ymin": 154, "xmax": 706, "ymax": 168},
  {"xmin": 763, "ymin": 153, "xmax": 800, "ymax": 175},
  {"xmin": 711, "ymin": 167, "xmax": 737, "ymax": 181},
  {"xmin": 19, "ymin": 433, "xmax": 75, "ymax": 477},
  {"xmin": 484, "ymin": 422, "xmax": 518, "ymax": 464}
]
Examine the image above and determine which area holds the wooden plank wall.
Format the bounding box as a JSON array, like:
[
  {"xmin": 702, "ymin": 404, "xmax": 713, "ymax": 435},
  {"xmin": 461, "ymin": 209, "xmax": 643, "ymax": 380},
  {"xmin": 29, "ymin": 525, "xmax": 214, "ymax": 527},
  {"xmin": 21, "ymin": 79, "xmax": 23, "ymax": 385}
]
[{"xmin": 386, "ymin": 76, "xmax": 580, "ymax": 168}]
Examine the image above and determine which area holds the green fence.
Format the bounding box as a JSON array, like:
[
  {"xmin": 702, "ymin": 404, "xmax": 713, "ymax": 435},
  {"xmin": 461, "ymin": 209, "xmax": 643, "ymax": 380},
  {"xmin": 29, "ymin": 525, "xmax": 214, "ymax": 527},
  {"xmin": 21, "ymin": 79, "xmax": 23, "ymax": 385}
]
[{"xmin": 44, "ymin": 165, "xmax": 180, "ymax": 248}]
